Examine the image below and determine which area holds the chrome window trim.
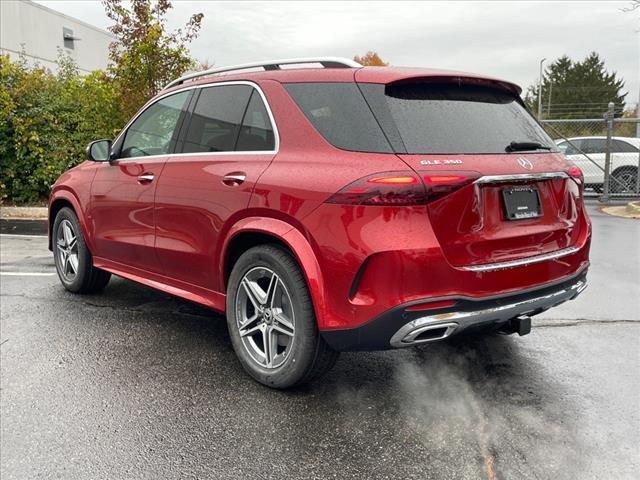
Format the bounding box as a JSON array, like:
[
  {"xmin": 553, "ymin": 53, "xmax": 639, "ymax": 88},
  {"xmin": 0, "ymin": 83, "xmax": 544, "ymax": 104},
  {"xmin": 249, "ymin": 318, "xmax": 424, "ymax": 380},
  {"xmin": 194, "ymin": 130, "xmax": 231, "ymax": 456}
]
[
  {"xmin": 111, "ymin": 80, "xmax": 280, "ymax": 161},
  {"xmin": 460, "ymin": 246, "xmax": 581, "ymax": 272},
  {"xmin": 474, "ymin": 172, "xmax": 569, "ymax": 184}
]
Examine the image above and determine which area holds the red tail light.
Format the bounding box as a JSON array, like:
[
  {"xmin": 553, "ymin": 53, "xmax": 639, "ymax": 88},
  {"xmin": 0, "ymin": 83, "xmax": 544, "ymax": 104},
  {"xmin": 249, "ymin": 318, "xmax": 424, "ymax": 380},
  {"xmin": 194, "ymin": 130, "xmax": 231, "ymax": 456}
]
[
  {"xmin": 326, "ymin": 171, "xmax": 426, "ymax": 206},
  {"xmin": 421, "ymin": 170, "xmax": 481, "ymax": 203},
  {"xmin": 367, "ymin": 175, "xmax": 419, "ymax": 185},
  {"xmin": 567, "ymin": 166, "xmax": 583, "ymax": 184},
  {"xmin": 566, "ymin": 165, "xmax": 584, "ymax": 197},
  {"xmin": 326, "ymin": 170, "xmax": 480, "ymax": 206}
]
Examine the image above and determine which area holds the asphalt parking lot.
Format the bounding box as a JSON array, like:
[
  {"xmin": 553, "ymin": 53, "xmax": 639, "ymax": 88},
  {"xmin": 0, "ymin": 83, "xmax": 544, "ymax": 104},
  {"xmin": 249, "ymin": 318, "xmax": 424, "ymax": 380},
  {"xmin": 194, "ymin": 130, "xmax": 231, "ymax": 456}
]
[{"xmin": 1, "ymin": 202, "xmax": 638, "ymax": 480}]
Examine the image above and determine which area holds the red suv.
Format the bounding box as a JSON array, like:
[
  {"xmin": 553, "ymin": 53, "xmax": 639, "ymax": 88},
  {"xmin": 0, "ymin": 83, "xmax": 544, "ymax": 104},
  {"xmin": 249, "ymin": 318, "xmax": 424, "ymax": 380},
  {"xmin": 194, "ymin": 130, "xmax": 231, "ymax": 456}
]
[{"xmin": 49, "ymin": 58, "xmax": 590, "ymax": 388}]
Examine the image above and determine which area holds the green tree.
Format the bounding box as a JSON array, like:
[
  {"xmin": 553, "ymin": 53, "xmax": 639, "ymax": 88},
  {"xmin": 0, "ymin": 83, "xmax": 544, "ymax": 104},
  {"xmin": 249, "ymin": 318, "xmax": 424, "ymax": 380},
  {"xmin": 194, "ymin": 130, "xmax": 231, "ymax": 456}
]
[
  {"xmin": 525, "ymin": 52, "xmax": 627, "ymax": 119},
  {"xmin": 102, "ymin": 0, "xmax": 204, "ymax": 118},
  {"xmin": 0, "ymin": 53, "xmax": 125, "ymax": 203},
  {"xmin": 0, "ymin": 1, "xmax": 206, "ymax": 203}
]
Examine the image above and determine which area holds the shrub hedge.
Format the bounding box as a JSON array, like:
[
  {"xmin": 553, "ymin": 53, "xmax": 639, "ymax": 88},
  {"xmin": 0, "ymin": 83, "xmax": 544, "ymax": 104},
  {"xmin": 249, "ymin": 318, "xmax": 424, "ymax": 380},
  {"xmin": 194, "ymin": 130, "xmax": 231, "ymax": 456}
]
[{"xmin": 0, "ymin": 54, "xmax": 127, "ymax": 203}]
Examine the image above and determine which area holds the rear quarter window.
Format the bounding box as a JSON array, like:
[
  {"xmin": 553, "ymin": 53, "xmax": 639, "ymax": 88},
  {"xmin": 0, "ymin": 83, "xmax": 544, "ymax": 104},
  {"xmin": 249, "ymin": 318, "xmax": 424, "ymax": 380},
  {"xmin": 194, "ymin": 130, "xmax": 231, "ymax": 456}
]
[
  {"xmin": 580, "ymin": 139, "xmax": 607, "ymax": 154},
  {"xmin": 611, "ymin": 139, "xmax": 639, "ymax": 153},
  {"xmin": 284, "ymin": 83, "xmax": 392, "ymax": 153}
]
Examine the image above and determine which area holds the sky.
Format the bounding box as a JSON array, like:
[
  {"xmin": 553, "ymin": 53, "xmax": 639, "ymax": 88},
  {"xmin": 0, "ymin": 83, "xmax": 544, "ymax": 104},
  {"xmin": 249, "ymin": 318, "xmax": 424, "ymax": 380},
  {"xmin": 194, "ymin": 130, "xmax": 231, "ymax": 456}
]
[{"xmin": 36, "ymin": 0, "xmax": 640, "ymax": 106}]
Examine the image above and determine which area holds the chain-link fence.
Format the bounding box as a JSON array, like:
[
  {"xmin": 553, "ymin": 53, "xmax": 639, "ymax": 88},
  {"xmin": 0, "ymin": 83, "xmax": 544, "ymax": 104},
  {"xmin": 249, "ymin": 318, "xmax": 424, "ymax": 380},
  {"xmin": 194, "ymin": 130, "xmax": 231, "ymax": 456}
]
[{"xmin": 540, "ymin": 104, "xmax": 640, "ymax": 202}]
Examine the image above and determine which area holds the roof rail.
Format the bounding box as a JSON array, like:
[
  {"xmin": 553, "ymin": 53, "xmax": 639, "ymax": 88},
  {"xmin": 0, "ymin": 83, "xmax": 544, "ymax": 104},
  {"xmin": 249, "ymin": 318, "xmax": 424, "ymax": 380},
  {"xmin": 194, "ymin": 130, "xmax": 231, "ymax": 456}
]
[{"xmin": 163, "ymin": 57, "xmax": 362, "ymax": 90}]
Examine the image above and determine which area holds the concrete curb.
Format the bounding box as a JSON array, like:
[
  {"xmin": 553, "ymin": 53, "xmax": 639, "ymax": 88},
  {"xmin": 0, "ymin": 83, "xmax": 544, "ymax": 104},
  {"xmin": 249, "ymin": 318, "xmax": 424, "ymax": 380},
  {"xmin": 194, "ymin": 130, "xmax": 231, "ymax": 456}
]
[
  {"xmin": 601, "ymin": 202, "xmax": 640, "ymax": 220},
  {"xmin": 0, "ymin": 207, "xmax": 48, "ymax": 235},
  {"xmin": 1, "ymin": 206, "xmax": 48, "ymax": 220},
  {"xmin": 1, "ymin": 218, "xmax": 48, "ymax": 235}
]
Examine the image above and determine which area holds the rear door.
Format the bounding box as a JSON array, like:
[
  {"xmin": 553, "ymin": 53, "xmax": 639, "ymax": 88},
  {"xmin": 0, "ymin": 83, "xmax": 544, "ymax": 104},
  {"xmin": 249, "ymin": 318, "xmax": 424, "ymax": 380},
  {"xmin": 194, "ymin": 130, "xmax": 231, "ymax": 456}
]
[
  {"xmin": 359, "ymin": 81, "xmax": 588, "ymax": 268},
  {"xmin": 90, "ymin": 90, "xmax": 191, "ymax": 272},
  {"xmin": 580, "ymin": 138, "xmax": 607, "ymax": 183},
  {"xmin": 558, "ymin": 138, "xmax": 605, "ymax": 185},
  {"xmin": 154, "ymin": 82, "xmax": 277, "ymax": 291},
  {"xmin": 610, "ymin": 139, "xmax": 640, "ymax": 189}
]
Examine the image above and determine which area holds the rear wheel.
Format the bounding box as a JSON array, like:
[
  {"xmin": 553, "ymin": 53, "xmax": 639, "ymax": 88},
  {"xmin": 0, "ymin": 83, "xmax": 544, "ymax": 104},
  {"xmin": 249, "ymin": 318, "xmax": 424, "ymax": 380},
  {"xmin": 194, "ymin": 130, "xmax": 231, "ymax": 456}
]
[
  {"xmin": 610, "ymin": 166, "xmax": 638, "ymax": 194},
  {"xmin": 53, "ymin": 207, "xmax": 111, "ymax": 293},
  {"xmin": 226, "ymin": 244, "xmax": 338, "ymax": 389}
]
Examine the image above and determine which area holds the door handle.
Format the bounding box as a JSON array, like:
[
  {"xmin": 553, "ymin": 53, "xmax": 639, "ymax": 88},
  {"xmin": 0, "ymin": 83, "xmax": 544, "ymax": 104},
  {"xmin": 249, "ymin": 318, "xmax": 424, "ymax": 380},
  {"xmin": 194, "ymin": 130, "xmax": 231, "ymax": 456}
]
[
  {"xmin": 137, "ymin": 173, "xmax": 155, "ymax": 184},
  {"xmin": 222, "ymin": 172, "xmax": 246, "ymax": 187}
]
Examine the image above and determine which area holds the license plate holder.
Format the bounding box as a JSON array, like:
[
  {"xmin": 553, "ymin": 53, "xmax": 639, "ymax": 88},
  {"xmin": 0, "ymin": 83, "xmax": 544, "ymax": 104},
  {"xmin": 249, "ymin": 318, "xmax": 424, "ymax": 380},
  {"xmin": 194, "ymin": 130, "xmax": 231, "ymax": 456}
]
[{"xmin": 502, "ymin": 187, "xmax": 541, "ymax": 220}]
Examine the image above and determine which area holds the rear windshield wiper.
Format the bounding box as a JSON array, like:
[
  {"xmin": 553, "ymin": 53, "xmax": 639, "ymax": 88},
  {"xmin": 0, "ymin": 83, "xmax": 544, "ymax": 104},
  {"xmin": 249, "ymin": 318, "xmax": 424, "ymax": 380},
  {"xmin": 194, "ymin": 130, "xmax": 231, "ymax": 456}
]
[{"xmin": 506, "ymin": 141, "xmax": 552, "ymax": 152}]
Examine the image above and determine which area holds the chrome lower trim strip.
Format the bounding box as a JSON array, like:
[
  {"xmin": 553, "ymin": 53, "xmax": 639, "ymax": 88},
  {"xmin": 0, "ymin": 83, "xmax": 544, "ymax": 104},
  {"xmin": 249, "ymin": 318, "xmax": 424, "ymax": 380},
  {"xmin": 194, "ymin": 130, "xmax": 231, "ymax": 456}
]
[
  {"xmin": 460, "ymin": 246, "xmax": 581, "ymax": 272},
  {"xmin": 390, "ymin": 278, "xmax": 587, "ymax": 348},
  {"xmin": 474, "ymin": 172, "xmax": 569, "ymax": 184}
]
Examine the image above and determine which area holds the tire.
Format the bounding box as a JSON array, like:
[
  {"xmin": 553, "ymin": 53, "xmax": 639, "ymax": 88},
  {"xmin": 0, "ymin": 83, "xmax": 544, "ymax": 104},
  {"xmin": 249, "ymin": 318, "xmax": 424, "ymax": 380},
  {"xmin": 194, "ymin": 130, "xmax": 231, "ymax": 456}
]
[
  {"xmin": 610, "ymin": 166, "xmax": 638, "ymax": 194},
  {"xmin": 52, "ymin": 207, "xmax": 111, "ymax": 293},
  {"xmin": 226, "ymin": 244, "xmax": 339, "ymax": 389}
]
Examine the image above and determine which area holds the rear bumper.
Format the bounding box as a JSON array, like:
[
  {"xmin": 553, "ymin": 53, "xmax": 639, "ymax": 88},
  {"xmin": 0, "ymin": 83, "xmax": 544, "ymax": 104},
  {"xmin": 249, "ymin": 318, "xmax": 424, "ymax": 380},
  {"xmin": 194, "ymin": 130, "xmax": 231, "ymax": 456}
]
[
  {"xmin": 321, "ymin": 269, "xmax": 587, "ymax": 351},
  {"xmin": 302, "ymin": 194, "xmax": 591, "ymax": 331}
]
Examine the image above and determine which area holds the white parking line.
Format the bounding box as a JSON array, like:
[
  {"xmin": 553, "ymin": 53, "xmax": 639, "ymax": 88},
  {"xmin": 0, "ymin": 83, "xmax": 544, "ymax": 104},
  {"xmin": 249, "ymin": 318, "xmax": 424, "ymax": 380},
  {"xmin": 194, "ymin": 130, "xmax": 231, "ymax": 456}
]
[
  {"xmin": 0, "ymin": 234, "xmax": 48, "ymax": 239},
  {"xmin": 0, "ymin": 272, "xmax": 56, "ymax": 276}
]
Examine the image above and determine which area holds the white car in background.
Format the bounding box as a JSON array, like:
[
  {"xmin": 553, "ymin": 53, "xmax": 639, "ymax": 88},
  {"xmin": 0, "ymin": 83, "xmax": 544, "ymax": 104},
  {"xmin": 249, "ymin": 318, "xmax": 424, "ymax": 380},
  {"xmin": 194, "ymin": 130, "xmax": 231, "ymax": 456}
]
[{"xmin": 556, "ymin": 136, "xmax": 639, "ymax": 193}]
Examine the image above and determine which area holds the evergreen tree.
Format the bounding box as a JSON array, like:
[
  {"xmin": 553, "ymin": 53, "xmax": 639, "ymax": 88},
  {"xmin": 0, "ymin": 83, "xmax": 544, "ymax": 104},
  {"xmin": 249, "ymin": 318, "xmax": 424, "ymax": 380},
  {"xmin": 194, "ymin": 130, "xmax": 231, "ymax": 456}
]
[{"xmin": 524, "ymin": 52, "xmax": 627, "ymax": 119}]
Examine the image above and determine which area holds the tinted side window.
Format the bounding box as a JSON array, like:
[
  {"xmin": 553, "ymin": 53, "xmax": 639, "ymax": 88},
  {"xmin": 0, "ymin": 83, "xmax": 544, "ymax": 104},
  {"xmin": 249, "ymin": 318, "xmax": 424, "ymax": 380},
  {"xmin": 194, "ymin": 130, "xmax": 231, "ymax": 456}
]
[
  {"xmin": 567, "ymin": 140, "xmax": 582, "ymax": 155},
  {"xmin": 236, "ymin": 91, "xmax": 275, "ymax": 151},
  {"xmin": 559, "ymin": 140, "xmax": 580, "ymax": 155},
  {"xmin": 121, "ymin": 91, "xmax": 190, "ymax": 159},
  {"xmin": 611, "ymin": 139, "xmax": 638, "ymax": 153},
  {"xmin": 284, "ymin": 83, "xmax": 392, "ymax": 153},
  {"xmin": 182, "ymin": 85, "xmax": 252, "ymax": 153},
  {"xmin": 581, "ymin": 139, "xmax": 607, "ymax": 154}
]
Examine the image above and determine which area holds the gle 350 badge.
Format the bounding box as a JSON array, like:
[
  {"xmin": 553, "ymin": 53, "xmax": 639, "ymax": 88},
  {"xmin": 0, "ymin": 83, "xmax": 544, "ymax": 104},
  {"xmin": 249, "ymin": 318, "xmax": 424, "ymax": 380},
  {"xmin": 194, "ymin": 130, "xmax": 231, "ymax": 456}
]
[{"xmin": 420, "ymin": 159, "xmax": 463, "ymax": 166}]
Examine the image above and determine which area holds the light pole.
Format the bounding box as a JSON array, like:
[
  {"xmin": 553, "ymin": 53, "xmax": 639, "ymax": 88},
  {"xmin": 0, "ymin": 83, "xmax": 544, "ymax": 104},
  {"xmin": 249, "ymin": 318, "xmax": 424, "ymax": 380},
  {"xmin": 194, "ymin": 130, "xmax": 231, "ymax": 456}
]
[
  {"xmin": 537, "ymin": 57, "xmax": 546, "ymax": 119},
  {"xmin": 637, "ymin": 86, "xmax": 640, "ymax": 137}
]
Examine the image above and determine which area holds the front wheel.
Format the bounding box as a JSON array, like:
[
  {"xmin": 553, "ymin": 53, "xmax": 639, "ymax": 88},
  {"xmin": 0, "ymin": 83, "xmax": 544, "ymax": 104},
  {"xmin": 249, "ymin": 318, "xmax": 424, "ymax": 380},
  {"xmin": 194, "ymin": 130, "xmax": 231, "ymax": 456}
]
[
  {"xmin": 53, "ymin": 207, "xmax": 111, "ymax": 293},
  {"xmin": 226, "ymin": 245, "xmax": 338, "ymax": 389}
]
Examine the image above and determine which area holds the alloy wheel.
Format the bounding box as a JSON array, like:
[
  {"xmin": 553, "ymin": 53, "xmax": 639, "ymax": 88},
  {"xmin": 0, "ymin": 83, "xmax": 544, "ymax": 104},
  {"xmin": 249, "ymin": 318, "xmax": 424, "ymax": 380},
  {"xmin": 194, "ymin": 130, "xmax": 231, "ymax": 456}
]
[
  {"xmin": 56, "ymin": 219, "xmax": 79, "ymax": 282},
  {"xmin": 235, "ymin": 267, "xmax": 296, "ymax": 369},
  {"xmin": 612, "ymin": 168, "xmax": 638, "ymax": 193}
]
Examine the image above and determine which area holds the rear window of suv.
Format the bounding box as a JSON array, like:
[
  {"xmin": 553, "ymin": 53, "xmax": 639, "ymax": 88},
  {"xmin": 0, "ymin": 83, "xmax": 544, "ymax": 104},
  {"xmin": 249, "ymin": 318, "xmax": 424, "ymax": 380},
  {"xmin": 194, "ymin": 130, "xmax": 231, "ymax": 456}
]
[{"xmin": 285, "ymin": 82, "xmax": 555, "ymax": 154}]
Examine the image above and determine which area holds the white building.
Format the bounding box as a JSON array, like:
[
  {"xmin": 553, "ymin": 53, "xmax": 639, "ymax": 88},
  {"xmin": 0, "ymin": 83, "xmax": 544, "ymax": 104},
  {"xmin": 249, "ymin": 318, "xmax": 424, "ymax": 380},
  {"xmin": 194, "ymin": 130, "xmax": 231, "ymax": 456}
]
[{"xmin": 0, "ymin": 0, "xmax": 114, "ymax": 74}]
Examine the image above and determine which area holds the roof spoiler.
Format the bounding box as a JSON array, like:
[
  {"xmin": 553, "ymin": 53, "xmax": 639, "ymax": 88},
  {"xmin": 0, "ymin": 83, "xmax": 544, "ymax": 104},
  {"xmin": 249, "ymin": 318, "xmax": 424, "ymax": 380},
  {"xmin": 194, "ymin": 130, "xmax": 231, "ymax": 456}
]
[{"xmin": 384, "ymin": 75, "xmax": 522, "ymax": 95}]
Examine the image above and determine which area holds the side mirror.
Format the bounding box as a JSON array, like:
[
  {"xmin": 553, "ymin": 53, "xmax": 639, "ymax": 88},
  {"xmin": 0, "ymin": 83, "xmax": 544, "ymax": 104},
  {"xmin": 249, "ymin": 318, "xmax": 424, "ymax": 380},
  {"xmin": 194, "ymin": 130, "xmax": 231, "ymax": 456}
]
[{"xmin": 86, "ymin": 139, "xmax": 112, "ymax": 162}]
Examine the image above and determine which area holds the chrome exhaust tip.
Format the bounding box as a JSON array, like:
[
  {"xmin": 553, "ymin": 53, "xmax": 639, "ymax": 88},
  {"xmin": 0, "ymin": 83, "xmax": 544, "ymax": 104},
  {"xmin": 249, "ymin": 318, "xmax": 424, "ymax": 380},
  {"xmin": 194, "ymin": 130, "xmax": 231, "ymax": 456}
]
[{"xmin": 390, "ymin": 322, "xmax": 458, "ymax": 348}]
